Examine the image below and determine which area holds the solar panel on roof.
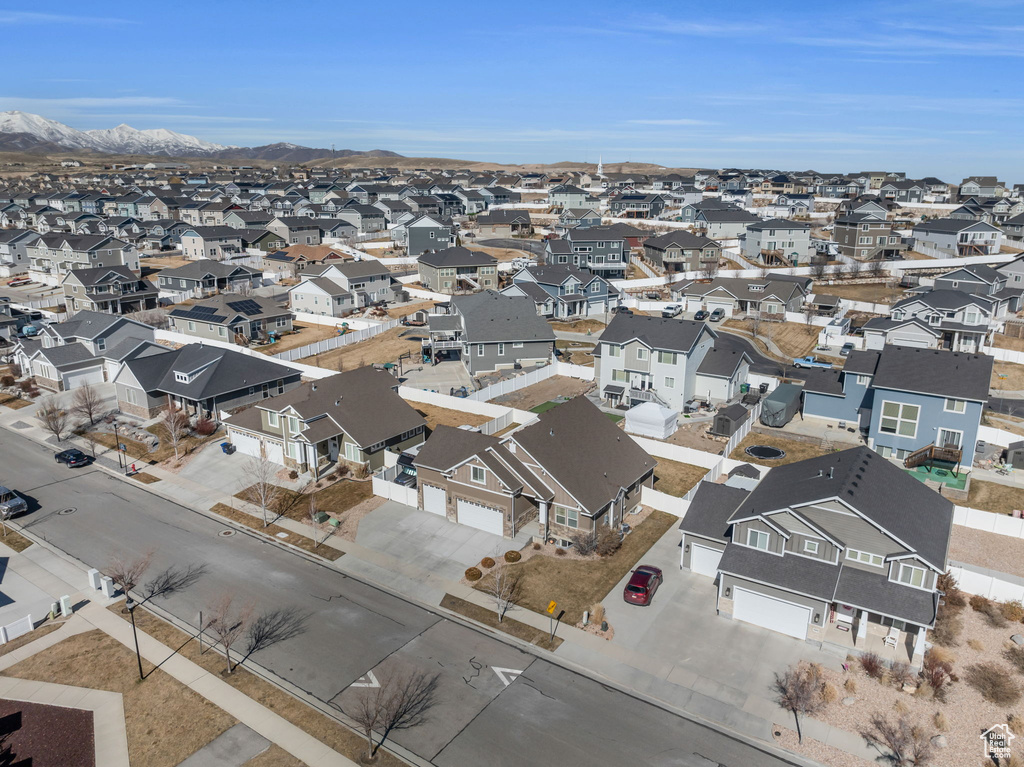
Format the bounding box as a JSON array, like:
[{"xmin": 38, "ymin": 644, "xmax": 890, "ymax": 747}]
[
  {"xmin": 227, "ymin": 299, "xmax": 262, "ymax": 316},
  {"xmin": 190, "ymin": 306, "xmax": 217, "ymax": 315}
]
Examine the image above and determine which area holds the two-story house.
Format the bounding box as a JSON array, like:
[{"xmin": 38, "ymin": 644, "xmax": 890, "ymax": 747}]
[
  {"xmin": 694, "ymin": 208, "xmax": 761, "ymax": 240},
  {"xmin": 501, "ymin": 264, "xmax": 619, "ymax": 318},
  {"xmin": 28, "ymin": 234, "xmax": 140, "ymax": 285},
  {"xmin": 608, "ymin": 193, "xmax": 666, "ymax": 219},
  {"xmin": 642, "ymin": 231, "xmax": 722, "ymax": 274},
  {"xmin": 0, "ymin": 229, "xmax": 41, "ymax": 277},
  {"xmin": 156, "ymin": 260, "xmax": 262, "ymax": 300},
  {"xmin": 288, "ymin": 260, "xmax": 397, "ymax": 316},
  {"xmin": 548, "ymin": 184, "xmax": 591, "ymax": 210},
  {"xmin": 414, "ymin": 396, "xmax": 655, "ymax": 540},
  {"xmin": 397, "ymin": 214, "xmax": 456, "ymax": 257},
  {"xmin": 62, "ymin": 266, "xmax": 158, "ymax": 315},
  {"xmin": 802, "ymin": 346, "xmax": 992, "ymax": 459},
  {"xmin": 555, "ymin": 208, "xmax": 602, "ymax": 235},
  {"xmin": 681, "ymin": 447, "xmax": 952, "ymax": 667},
  {"xmin": 833, "ymin": 214, "xmax": 906, "ymax": 261},
  {"xmin": 880, "ymin": 180, "xmax": 926, "ymax": 204},
  {"xmin": 544, "ymin": 226, "xmax": 628, "ymax": 279},
  {"xmin": 417, "ymin": 247, "xmax": 498, "ymax": 294},
  {"xmin": 266, "ymin": 216, "xmax": 323, "ymax": 246},
  {"xmin": 168, "ymin": 295, "xmax": 293, "ymax": 344},
  {"xmin": 741, "ymin": 219, "xmax": 812, "ymax": 266},
  {"xmin": 425, "ymin": 290, "xmax": 555, "ymax": 375},
  {"xmin": 224, "ymin": 367, "xmax": 426, "ymax": 478},
  {"xmin": 670, "ymin": 275, "xmax": 810, "ymax": 318},
  {"xmin": 474, "ymin": 209, "xmax": 533, "ymax": 239},
  {"xmin": 861, "ymin": 289, "xmax": 1001, "ymax": 353},
  {"xmin": 179, "ymin": 227, "xmax": 248, "ymax": 260},
  {"xmin": 912, "ymin": 218, "xmax": 1003, "ymax": 257}
]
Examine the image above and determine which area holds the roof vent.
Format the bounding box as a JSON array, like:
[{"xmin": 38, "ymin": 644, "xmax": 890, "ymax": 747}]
[
  {"xmin": 828, "ymin": 467, "xmax": 834, "ymax": 479},
  {"xmin": 311, "ymin": 383, "xmax": 317, "ymax": 392},
  {"xmin": 549, "ymin": 429, "xmax": 554, "ymax": 437},
  {"xmin": 816, "ymin": 469, "xmax": 823, "ymax": 478},
  {"xmin": 335, "ymin": 398, "xmax": 341, "ymax": 406}
]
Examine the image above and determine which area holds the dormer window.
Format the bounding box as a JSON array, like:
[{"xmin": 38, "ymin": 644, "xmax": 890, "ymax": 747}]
[
  {"xmin": 747, "ymin": 529, "xmax": 770, "ymax": 550},
  {"xmin": 897, "ymin": 563, "xmax": 927, "ymax": 588},
  {"xmin": 174, "ymin": 371, "xmax": 192, "ymax": 384}
]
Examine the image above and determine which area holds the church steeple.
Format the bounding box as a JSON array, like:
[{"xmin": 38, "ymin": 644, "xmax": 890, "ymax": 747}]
[{"xmin": 597, "ymin": 155, "xmax": 604, "ymax": 177}]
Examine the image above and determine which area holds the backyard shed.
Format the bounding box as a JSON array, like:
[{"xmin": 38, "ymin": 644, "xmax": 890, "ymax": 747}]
[
  {"xmin": 624, "ymin": 402, "xmax": 678, "ymax": 440},
  {"xmin": 1008, "ymin": 441, "xmax": 1024, "ymax": 470},
  {"xmin": 760, "ymin": 383, "xmax": 803, "ymax": 428},
  {"xmin": 711, "ymin": 403, "xmax": 749, "ymax": 437}
]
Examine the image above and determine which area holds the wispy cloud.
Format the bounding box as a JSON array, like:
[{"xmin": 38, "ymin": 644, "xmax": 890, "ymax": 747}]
[
  {"xmin": 0, "ymin": 11, "xmax": 134, "ymax": 25},
  {"xmin": 0, "ymin": 96, "xmax": 183, "ymax": 110},
  {"xmin": 627, "ymin": 118, "xmax": 717, "ymax": 126},
  {"xmin": 116, "ymin": 114, "xmax": 272, "ymax": 123},
  {"xmin": 625, "ymin": 15, "xmax": 767, "ymax": 37}
]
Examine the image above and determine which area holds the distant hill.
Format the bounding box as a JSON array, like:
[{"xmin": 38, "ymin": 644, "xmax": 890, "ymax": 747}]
[{"xmin": 211, "ymin": 143, "xmax": 402, "ymax": 163}]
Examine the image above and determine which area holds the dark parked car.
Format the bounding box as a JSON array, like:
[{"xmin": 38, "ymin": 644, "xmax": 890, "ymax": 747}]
[
  {"xmin": 694, "ymin": 310, "xmax": 709, "ymax": 321},
  {"xmin": 612, "ymin": 306, "xmax": 633, "ymax": 315},
  {"xmin": 623, "ymin": 565, "xmax": 663, "ymax": 606},
  {"xmin": 54, "ymin": 449, "xmax": 90, "ymax": 468}
]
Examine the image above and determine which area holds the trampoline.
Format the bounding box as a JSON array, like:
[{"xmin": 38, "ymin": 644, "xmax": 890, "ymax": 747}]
[{"xmin": 745, "ymin": 445, "xmax": 786, "ymax": 460}]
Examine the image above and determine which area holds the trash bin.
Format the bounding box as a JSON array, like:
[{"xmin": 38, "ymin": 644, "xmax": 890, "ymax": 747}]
[
  {"xmin": 740, "ymin": 383, "xmax": 750, "ymax": 394},
  {"xmin": 759, "ymin": 382, "xmax": 770, "ymax": 394},
  {"xmin": 220, "ymin": 442, "xmax": 236, "ymax": 455}
]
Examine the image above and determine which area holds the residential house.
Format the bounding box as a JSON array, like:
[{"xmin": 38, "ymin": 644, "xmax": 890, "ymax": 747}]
[
  {"xmin": 861, "ymin": 289, "xmax": 1003, "ymax": 353},
  {"xmin": 544, "ymin": 226, "xmax": 628, "ymax": 279},
  {"xmin": 694, "ymin": 208, "xmax": 761, "ymax": 240},
  {"xmin": 114, "ymin": 343, "xmax": 302, "ymax": 421},
  {"xmin": 417, "ymin": 247, "xmax": 498, "ymax": 294},
  {"xmin": 681, "ymin": 446, "xmax": 951, "ymax": 667},
  {"xmin": 501, "ymin": 264, "xmax": 619, "ymax": 318},
  {"xmin": 880, "ymin": 181, "xmax": 926, "ymax": 204},
  {"xmin": 28, "ymin": 234, "xmax": 140, "ymax": 284},
  {"xmin": 224, "ymin": 367, "xmax": 426, "ymax": 478},
  {"xmin": 288, "ymin": 260, "xmax": 398, "ymax": 316},
  {"xmin": 959, "ymin": 176, "xmax": 1005, "ymax": 199},
  {"xmin": 679, "ymin": 199, "xmax": 741, "ymax": 224},
  {"xmin": 168, "ymin": 295, "xmax": 293, "ymax": 344},
  {"xmin": 643, "ymin": 231, "xmax": 721, "ymax": 274},
  {"xmin": 414, "ymin": 396, "xmax": 655, "ymax": 540},
  {"xmin": 670, "ymin": 275, "xmax": 810, "ymax": 318},
  {"xmin": 548, "ymin": 185, "xmax": 590, "ymax": 210},
  {"xmin": 720, "ymin": 189, "xmax": 753, "ymax": 207},
  {"xmin": 62, "ymin": 266, "xmax": 158, "ymax": 315},
  {"xmin": 833, "ymin": 214, "xmax": 906, "ymax": 261},
  {"xmin": 156, "ymin": 260, "xmax": 262, "ymax": 300},
  {"xmin": 0, "ymin": 229, "xmax": 40, "ymax": 277},
  {"xmin": 179, "ymin": 227, "xmax": 247, "ymax": 260},
  {"xmin": 608, "ymin": 193, "xmax": 666, "ymax": 219},
  {"xmin": 802, "ymin": 346, "xmax": 991, "ymax": 458},
  {"xmin": 911, "ymin": 218, "xmax": 1003, "ymax": 257},
  {"xmin": 474, "ymin": 209, "xmax": 533, "ymax": 238},
  {"xmin": 741, "ymin": 219, "xmax": 812, "ymax": 266},
  {"xmin": 266, "ymin": 216, "xmax": 323, "ymax": 246},
  {"xmin": 399, "ymin": 214, "xmax": 456, "ymax": 257},
  {"xmin": 426, "ymin": 290, "xmax": 555, "ymax": 375}
]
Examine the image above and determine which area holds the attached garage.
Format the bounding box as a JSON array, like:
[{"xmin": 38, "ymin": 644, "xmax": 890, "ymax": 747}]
[
  {"xmin": 706, "ymin": 299, "xmax": 734, "ymax": 317},
  {"xmin": 685, "ymin": 297, "xmax": 704, "ymax": 313},
  {"xmin": 456, "ymin": 498, "xmax": 504, "ymax": 536},
  {"xmin": 62, "ymin": 366, "xmax": 105, "ymax": 390},
  {"xmin": 733, "ymin": 588, "xmax": 811, "ymax": 640},
  {"xmin": 265, "ymin": 440, "xmax": 284, "ymax": 465},
  {"xmin": 890, "ymin": 335, "xmax": 932, "ymax": 348},
  {"xmin": 422, "ymin": 484, "xmax": 447, "ymax": 516},
  {"xmin": 229, "ymin": 430, "xmax": 263, "ymax": 458},
  {"xmin": 690, "ymin": 542, "xmax": 723, "ymax": 578}
]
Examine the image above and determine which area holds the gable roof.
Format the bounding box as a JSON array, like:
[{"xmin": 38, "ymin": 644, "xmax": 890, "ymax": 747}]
[
  {"xmin": 871, "ymin": 345, "xmax": 993, "ymax": 402},
  {"xmin": 600, "ymin": 313, "xmax": 714, "ymax": 354},
  {"xmin": 453, "ymin": 290, "xmax": 555, "ymax": 344},
  {"xmin": 417, "ymin": 246, "xmax": 495, "ymax": 268}
]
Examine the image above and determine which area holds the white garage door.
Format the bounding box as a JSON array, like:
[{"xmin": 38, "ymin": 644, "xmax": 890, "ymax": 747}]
[
  {"xmin": 456, "ymin": 498, "xmax": 504, "ymax": 536},
  {"xmin": 230, "ymin": 430, "xmax": 262, "ymax": 458},
  {"xmin": 890, "ymin": 335, "xmax": 931, "ymax": 348},
  {"xmin": 734, "ymin": 588, "xmax": 811, "ymax": 640},
  {"xmin": 265, "ymin": 440, "xmax": 284, "ymax": 465},
  {"xmin": 685, "ymin": 297, "xmax": 704, "ymax": 313},
  {"xmin": 63, "ymin": 366, "xmax": 104, "ymax": 389},
  {"xmin": 422, "ymin": 484, "xmax": 447, "ymax": 516},
  {"xmin": 707, "ymin": 300, "xmax": 733, "ymax": 317},
  {"xmin": 690, "ymin": 543, "xmax": 723, "ymax": 577}
]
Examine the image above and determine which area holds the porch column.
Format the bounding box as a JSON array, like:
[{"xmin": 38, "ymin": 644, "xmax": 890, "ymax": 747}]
[
  {"xmin": 912, "ymin": 625, "xmax": 927, "ymax": 665},
  {"xmin": 538, "ymin": 500, "xmax": 548, "ymax": 539},
  {"xmin": 856, "ymin": 610, "xmax": 868, "ymax": 643}
]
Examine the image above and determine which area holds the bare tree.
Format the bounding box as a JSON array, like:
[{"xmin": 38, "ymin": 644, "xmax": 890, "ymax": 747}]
[
  {"xmin": 772, "ymin": 663, "xmax": 827, "ymax": 744},
  {"xmin": 82, "ymin": 429, "xmax": 100, "ymax": 458},
  {"xmin": 749, "ymin": 309, "xmax": 763, "ymax": 341},
  {"xmin": 141, "ymin": 562, "xmax": 208, "ymax": 604},
  {"xmin": 71, "ymin": 382, "xmax": 103, "ymax": 426},
  {"xmin": 867, "ymin": 257, "xmax": 885, "ymax": 277},
  {"xmin": 699, "ymin": 258, "xmax": 719, "ymax": 281},
  {"xmin": 126, "ymin": 308, "xmax": 169, "ymax": 329},
  {"xmin": 811, "ymin": 259, "xmax": 829, "ymax": 281},
  {"xmin": 803, "ymin": 301, "xmax": 816, "ymax": 328},
  {"xmin": 161, "ymin": 400, "xmax": 190, "ymax": 462},
  {"xmin": 106, "ymin": 551, "xmax": 154, "ymax": 598},
  {"xmin": 205, "ymin": 595, "xmax": 253, "ymax": 675},
  {"xmin": 37, "ymin": 396, "xmax": 69, "ymax": 441},
  {"xmin": 241, "ymin": 606, "xmax": 309, "ymax": 663},
  {"xmin": 308, "ymin": 492, "xmax": 329, "ymax": 549},
  {"xmin": 229, "ymin": 280, "xmax": 254, "ymax": 296},
  {"xmin": 861, "ymin": 713, "xmax": 935, "ymax": 766},
  {"xmin": 847, "ymin": 258, "xmax": 863, "ymax": 278},
  {"xmin": 486, "ymin": 559, "xmax": 524, "ymax": 623},
  {"xmin": 238, "ymin": 454, "xmax": 281, "ymax": 527},
  {"xmin": 348, "ymin": 671, "xmax": 440, "ymax": 761}
]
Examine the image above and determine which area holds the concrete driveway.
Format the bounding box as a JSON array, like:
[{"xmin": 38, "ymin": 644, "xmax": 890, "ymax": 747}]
[
  {"xmin": 401, "ymin": 359, "xmax": 474, "ymax": 393},
  {"xmin": 177, "ymin": 438, "xmax": 255, "ymax": 492},
  {"xmin": 356, "ymin": 501, "xmax": 524, "ymax": 580},
  {"xmin": 602, "ymin": 521, "xmax": 841, "ymax": 717}
]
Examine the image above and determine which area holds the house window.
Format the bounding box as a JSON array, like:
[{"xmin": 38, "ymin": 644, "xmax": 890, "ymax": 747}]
[
  {"xmin": 664, "ymin": 377, "xmax": 675, "ymax": 389},
  {"xmin": 898, "ymin": 563, "xmax": 927, "ymax": 588},
  {"xmin": 937, "ymin": 428, "xmax": 963, "ymax": 448},
  {"xmin": 96, "ymin": 338, "xmax": 106, "ymax": 351},
  {"xmin": 657, "ymin": 351, "xmax": 677, "ymax": 365},
  {"xmin": 636, "ymin": 348, "xmax": 649, "ymax": 361},
  {"xmin": 879, "ymin": 401, "xmax": 919, "ymax": 438},
  {"xmin": 606, "ymin": 344, "xmax": 621, "ymax": 357},
  {"xmin": 218, "ymin": 326, "xmax": 226, "ymax": 337},
  {"xmin": 471, "ymin": 466, "xmax": 486, "ymax": 484},
  {"xmin": 612, "ymin": 369, "xmax": 628, "ymax": 382},
  {"xmin": 846, "ymin": 548, "xmax": 884, "ymax": 567},
  {"xmin": 747, "ymin": 529, "xmax": 770, "ymax": 551},
  {"xmin": 497, "ymin": 343, "xmax": 505, "ymax": 356},
  {"xmin": 288, "ymin": 416, "xmax": 299, "ymax": 433},
  {"xmin": 187, "ymin": 321, "xmax": 196, "ymax": 331},
  {"xmin": 477, "ymin": 344, "xmax": 485, "ymax": 356},
  {"xmin": 944, "ymin": 398, "xmax": 966, "ymax": 413},
  {"xmin": 344, "ymin": 441, "xmax": 361, "ymax": 462},
  {"xmin": 554, "ymin": 505, "xmax": 579, "ymax": 528},
  {"xmin": 512, "ymin": 342, "xmax": 523, "ymax": 348},
  {"xmin": 803, "ymin": 540, "xmax": 820, "ymax": 555},
  {"xmin": 268, "ymin": 412, "xmax": 279, "ymax": 427}
]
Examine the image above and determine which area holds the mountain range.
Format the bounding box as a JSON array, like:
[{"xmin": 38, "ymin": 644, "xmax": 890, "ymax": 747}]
[{"xmin": 0, "ymin": 111, "xmax": 402, "ymax": 162}]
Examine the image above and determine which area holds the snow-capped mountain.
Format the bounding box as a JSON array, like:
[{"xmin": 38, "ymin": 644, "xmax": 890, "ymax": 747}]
[{"xmin": 0, "ymin": 111, "xmax": 232, "ymax": 155}]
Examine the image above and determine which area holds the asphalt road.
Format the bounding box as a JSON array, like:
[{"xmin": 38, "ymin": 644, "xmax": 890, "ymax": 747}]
[{"xmin": 1, "ymin": 428, "xmax": 803, "ymax": 767}]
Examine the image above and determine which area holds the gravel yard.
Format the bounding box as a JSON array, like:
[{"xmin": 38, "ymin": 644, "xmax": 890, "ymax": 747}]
[{"xmin": 949, "ymin": 524, "xmax": 1024, "ymax": 578}]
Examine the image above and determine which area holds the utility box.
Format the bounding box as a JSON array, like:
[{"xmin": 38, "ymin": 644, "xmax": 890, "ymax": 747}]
[{"xmin": 1008, "ymin": 441, "xmax": 1024, "ymax": 470}]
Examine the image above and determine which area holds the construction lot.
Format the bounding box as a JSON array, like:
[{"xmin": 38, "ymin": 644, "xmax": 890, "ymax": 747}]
[
  {"xmin": 299, "ymin": 326, "xmax": 424, "ymax": 370},
  {"xmin": 490, "ymin": 375, "xmax": 594, "ymax": 411}
]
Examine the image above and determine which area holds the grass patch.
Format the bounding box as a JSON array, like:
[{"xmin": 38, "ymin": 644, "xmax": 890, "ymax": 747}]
[
  {"xmin": 0, "ymin": 527, "xmax": 35, "ymax": 553},
  {"xmin": 129, "ymin": 472, "xmax": 162, "ymax": 484},
  {"xmin": 117, "ymin": 605, "xmax": 404, "ymax": 767},
  {"xmin": 993, "ymin": 333, "xmax": 1024, "ymax": 353},
  {"xmin": 0, "ymin": 621, "xmax": 61, "ymax": 658},
  {"xmin": 4, "ymin": 629, "xmax": 236, "ymax": 767},
  {"xmin": 236, "ymin": 479, "xmax": 373, "ymax": 523},
  {"xmin": 300, "ymin": 326, "xmax": 422, "ymax": 371},
  {"xmin": 440, "ymin": 594, "xmax": 563, "ymax": 651},
  {"xmin": 530, "ymin": 401, "xmax": 560, "ymax": 414},
  {"xmin": 992, "ymin": 362, "xmax": 1024, "ymax": 391},
  {"xmin": 475, "ymin": 510, "xmax": 676, "ymax": 624},
  {"xmin": 0, "ymin": 393, "xmax": 32, "ymax": 409},
  {"xmin": 244, "ymin": 745, "xmax": 306, "ymax": 767},
  {"xmin": 724, "ymin": 319, "xmax": 821, "ymax": 358},
  {"xmin": 730, "ymin": 431, "xmax": 833, "ymax": 467},
  {"xmin": 209, "ymin": 503, "xmax": 343, "ymax": 561},
  {"xmin": 414, "ymin": 403, "xmax": 490, "ymax": 430},
  {"xmin": 967, "ymin": 479, "xmax": 1024, "ymax": 516},
  {"xmin": 605, "ymin": 412, "xmax": 624, "ymax": 423},
  {"xmin": 653, "ymin": 459, "xmax": 709, "ymax": 496},
  {"xmin": 88, "ymin": 424, "xmax": 221, "ymax": 465}
]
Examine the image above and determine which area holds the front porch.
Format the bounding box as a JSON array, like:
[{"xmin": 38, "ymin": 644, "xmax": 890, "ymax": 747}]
[{"xmin": 822, "ymin": 607, "xmax": 925, "ymax": 667}]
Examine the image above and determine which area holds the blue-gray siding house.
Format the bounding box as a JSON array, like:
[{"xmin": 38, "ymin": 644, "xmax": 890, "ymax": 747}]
[{"xmin": 501, "ymin": 264, "xmax": 619, "ymax": 318}]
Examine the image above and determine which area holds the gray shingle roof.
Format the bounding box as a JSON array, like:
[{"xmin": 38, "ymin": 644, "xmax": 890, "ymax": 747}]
[
  {"xmin": 417, "ymin": 247, "xmax": 496, "ymax": 268},
  {"xmin": 833, "ymin": 566, "xmax": 938, "ymax": 626},
  {"xmin": 696, "ymin": 347, "xmax": 751, "ymax": 378},
  {"xmin": 453, "ymin": 291, "xmax": 555, "ymax": 344},
  {"xmin": 717, "ymin": 543, "xmax": 841, "ymax": 602},
  {"xmin": 679, "ymin": 483, "xmax": 748, "ymax": 542},
  {"xmin": 600, "ymin": 313, "xmax": 714, "ymax": 354},
  {"xmin": 871, "ymin": 345, "xmax": 993, "ymax": 402}
]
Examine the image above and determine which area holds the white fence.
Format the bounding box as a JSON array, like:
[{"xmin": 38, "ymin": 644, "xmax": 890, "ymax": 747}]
[
  {"xmin": 953, "ymin": 505, "xmax": 1024, "ymax": 537},
  {"xmin": 641, "ymin": 487, "xmax": 690, "ymax": 517},
  {"xmin": 154, "ymin": 329, "xmax": 334, "ymax": 379},
  {"xmin": 840, "ymin": 299, "xmax": 891, "ymax": 314},
  {"xmin": 982, "ymin": 345, "xmax": 1024, "ymax": 365},
  {"xmin": 275, "ymin": 319, "xmax": 399, "ymax": 362},
  {"xmin": 372, "ymin": 466, "xmax": 418, "ymax": 507},
  {"xmin": 724, "ymin": 401, "xmax": 763, "ymax": 458},
  {"xmin": 468, "ymin": 365, "xmax": 555, "ymax": 401},
  {"xmin": 480, "ymin": 411, "xmax": 514, "ymax": 435},
  {"xmin": 290, "ymin": 312, "xmax": 378, "ymax": 331},
  {"xmin": 398, "ymin": 386, "xmax": 537, "ymax": 427},
  {"xmin": 977, "ymin": 424, "xmax": 1022, "ymax": 447},
  {"xmin": 0, "ymin": 614, "xmax": 33, "ymax": 644},
  {"xmin": 948, "ymin": 563, "xmax": 1024, "ymax": 602}
]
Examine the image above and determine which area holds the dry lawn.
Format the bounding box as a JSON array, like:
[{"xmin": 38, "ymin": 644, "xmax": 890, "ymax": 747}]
[
  {"xmin": 129, "ymin": 472, "xmax": 162, "ymax": 484},
  {"xmin": 819, "ymin": 281, "xmax": 903, "ymax": 304},
  {"xmin": 0, "ymin": 528, "xmax": 35, "ymax": 553},
  {"xmin": 992, "ymin": 362, "xmax": 1024, "ymax": 390},
  {"xmin": 725, "ymin": 319, "xmax": 821, "ymax": 358},
  {"xmin": 387, "ymin": 299, "xmax": 436, "ymax": 319},
  {"xmin": 236, "ymin": 478, "xmax": 374, "ymax": 524},
  {"xmin": 440, "ymin": 594, "xmax": 562, "ymax": 651},
  {"xmin": 549, "ymin": 318, "xmax": 606, "ymax": 334},
  {"xmin": 0, "ymin": 621, "xmax": 61, "ymax": 658},
  {"xmin": 653, "ymin": 460, "xmax": 709, "ymax": 497},
  {"xmin": 0, "ymin": 393, "xmax": 32, "ymax": 409},
  {"xmin": 209, "ymin": 502, "xmax": 343, "ymax": 561},
  {"xmin": 243, "ymin": 745, "xmax": 305, "ymax": 767},
  {"xmin": 414, "ymin": 403, "xmax": 491, "ymax": 430},
  {"xmin": 490, "ymin": 375, "xmax": 594, "ymax": 410},
  {"xmin": 140, "ymin": 255, "xmax": 192, "ymax": 271},
  {"xmin": 730, "ymin": 431, "xmax": 833, "ymax": 467},
  {"xmin": 260, "ymin": 323, "xmax": 340, "ymax": 355},
  {"xmin": 120, "ymin": 606, "xmax": 405, "ymax": 767},
  {"xmin": 475, "ymin": 510, "xmax": 677, "ymax": 624},
  {"xmin": 468, "ymin": 245, "xmax": 535, "ymax": 262},
  {"xmin": 3, "ymin": 629, "xmax": 237, "ymax": 767},
  {"xmin": 949, "ymin": 525, "xmax": 1024, "ymax": 578},
  {"xmin": 300, "ymin": 327, "xmax": 423, "ymax": 371},
  {"xmin": 966, "ymin": 479, "xmax": 1024, "ymax": 516},
  {"xmin": 993, "ymin": 333, "xmax": 1024, "ymax": 353},
  {"xmin": 89, "ymin": 425, "xmax": 222, "ymax": 466}
]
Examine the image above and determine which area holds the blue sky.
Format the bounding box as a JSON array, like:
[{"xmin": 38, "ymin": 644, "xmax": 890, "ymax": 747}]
[{"xmin": 1, "ymin": 0, "xmax": 1022, "ymax": 180}]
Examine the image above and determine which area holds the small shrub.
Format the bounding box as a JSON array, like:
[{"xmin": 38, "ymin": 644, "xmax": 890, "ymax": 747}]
[
  {"xmin": 480, "ymin": 557, "xmax": 495, "ymax": 569},
  {"xmin": 288, "ymin": 469, "xmax": 299, "ymax": 480},
  {"xmin": 913, "ymin": 680, "xmax": 934, "ymax": 700},
  {"xmin": 1004, "ymin": 644, "xmax": 1024, "ymax": 673},
  {"xmin": 984, "ymin": 602, "xmax": 1009, "ymax": 628},
  {"xmin": 944, "ymin": 591, "xmax": 966, "ymax": 611},
  {"xmin": 845, "ymin": 677, "xmax": 857, "ymax": 693},
  {"xmin": 555, "ymin": 548, "xmax": 566, "ymax": 557},
  {"xmin": 889, "ymin": 661, "xmax": 913, "ymax": 689},
  {"xmin": 596, "ymin": 526, "xmax": 622, "ymax": 557},
  {"xmin": 922, "ymin": 650, "xmax": 954, "ymax": 701},
  {"xmin": 892, "ymin": 698, "xmax": 909, "ymax": 715},
  {"xmin": 0, "ymin": 375, "xmax": 13, "ymax": 387},
  {"xmin": 968, "ymin": 638, "xmax": 985, "ymax": 651},
  {"xmin": 933, "ymin": 711, "xmax": 948, "ymax": 732},
  {"xmin": 965, "ymin": 663, "xmax": 1023, "ymax": 706},
  {"xmin": 571, "ymin": 530, "xmax": 599, "ymax": 557},
  {"xmin": 464, "ymin": 567, "xmax": 482, "ymax": 582},
  {"xmin": 590, "ymin": 603, "xmax": 605, "ymax": 625},
  {"xmin": 860, "ymin": 652, "xmax": 885, "ymax": 679},
  {"xmin": 335, "ymin": 465, "xmax": 350, "ymax": 478},
  {"xmin": 17, "ymin": 379, "xmax": 32, "ymax": 393},
  {"xmin": 932, "ymin": 612, "xmax": 963, "ymax": 647},
  {"xmin": 504, "ymin": 550, "xmax": 521, "ymax": 563},
  {"xmin": 971, "ymin": 594, "xmax": 992, "ymax": 612},
  {"xmin": 927, "ymin": 645, "xmax": 955, "ymax": 665},
  {"xmin": 194, "ymin": 417, "xmax": 217, "ymax": 436},
  {"xmin": 822, "ymin": 683, "xmax": 838, "ymax": 704},
  {"xmin": 532, "ymin": 541, "xmax": 541, "ymax": 551},
  {"xmin": 1003, "ymin": 600, "xmax": 1024, "ymax": 623}
]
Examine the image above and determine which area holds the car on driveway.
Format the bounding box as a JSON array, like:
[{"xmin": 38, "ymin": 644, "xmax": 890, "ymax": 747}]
[
  {"xmin": 54, "ymin": 449, "xmax": 90, "ymax": 468},
  {"xmin": 840, "ymin": 342, "xmax": 855, "ymax": 357},
  {"xmin": 623, "ymin": 565, "xmax": 663, "ymax": 606},
  {"xmin": 0, "ymin": 486, "xmax": 28, "ymax": 518},
  {"xmin": 661, "ymin": 304, "xmax": 682, "ymax": 318},
  {"xmin": 6, "ymin": 277, "xmax": 31, "ymax": 287},
  {"xmin": 709, "ymin": 308, "xmax": 725, "ymax": 322},
  {"xmin": 694, "ymin": 310, "xmax": 709, "ymax": 321}
]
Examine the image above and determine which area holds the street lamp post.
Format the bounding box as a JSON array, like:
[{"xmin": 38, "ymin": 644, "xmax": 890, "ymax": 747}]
[
  {"xmin": 124, "ymin": 597, "xmax": 144, "ymax": 681},
  {"xmin": 113, "ymin": 422, "xmax": 124, "ymax": 469}
]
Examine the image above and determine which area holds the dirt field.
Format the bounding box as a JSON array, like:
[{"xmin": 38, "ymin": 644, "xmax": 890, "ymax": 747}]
[
  {"xmin": 966, "ymin": 479, "xmax": 1024, "ymax": 516},
  {"xmin": 724, "ymin": 319, "xmax": 821, "ymax": 358},
  {"xmin": 260, "ymin": 323, "xmax": 339, "ymax": 354},
  {"xmin": 730, "ymin": 431, "xmax": 833, "ymax": 467},
  {"xmin": 466, "ymin": 245, "xmax": 534, "ymax": 262},
  {"xmin": 820, "ymin": 281, "xmax": 903, "ymax": 304},
  {"xmin": 140, "ymin": 255, "xmax": 192, "ymax": 271},
  {"xmin": 652, "ymin": 459, "xmax": 708, "ymax": 496},
  {"xmin": 993, "ymin": 333, "xmax": 1024, "ymax": 352},
  {"xmin": 490, "ymin": 375, "xmax": 594, "ymax": 410},
  {"xmin": 550, "ymin": 318, "xmax": 606, "ymax": 333},
  {"xmin": 387, "ymin": 300, "xmax": 436, "ymax": 319},
  {"xmin": 413, "ymin": 403, "xmax": 491, "ymax": 430},
  {"xmin": 300, "ymin": 327, "xmax": 423, "ymax": 371},
  {"xmin": 992, "ymin": 362, "xmax": 1024, "ymax": 390}
]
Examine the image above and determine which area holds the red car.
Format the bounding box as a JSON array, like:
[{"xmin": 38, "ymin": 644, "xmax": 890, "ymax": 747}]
[{"xmin": 623, "ymin": 565, "xmax": 663, "ymax": 606}]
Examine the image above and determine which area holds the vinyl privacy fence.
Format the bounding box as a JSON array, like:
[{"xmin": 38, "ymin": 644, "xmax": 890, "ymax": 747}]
[{"xmin": 275, "ymin": 319, "xmax": 399, "ymax": 361}]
